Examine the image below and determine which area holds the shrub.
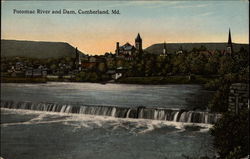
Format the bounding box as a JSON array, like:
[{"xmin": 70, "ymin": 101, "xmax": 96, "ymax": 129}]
[{"xmin": 210, "ymin": 110, "xmax": 249, "ymax": 158}]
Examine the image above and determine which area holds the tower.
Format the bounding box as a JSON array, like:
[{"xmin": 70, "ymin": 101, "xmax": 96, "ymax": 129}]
[
  {"xmin": 176, "ymin": 45, "xmax": 183, "ymax": 54},
  {"xmin": 163, "ymin": 41, "xmax": 167, "ymax": 55},
  {"xmin": 116, "ymin": 42, "xmax": 120, "ymax": 56},
  {"xmin": 75, "ymin": 47, "xmax": 81, "ymax": 71},
  {"xmin": 135, "ymin": 33, "xmax": 142, "ymax": 52},
  {"xmin": 226, "ymin": 28, "xmax": 233, "ymax": 54}
]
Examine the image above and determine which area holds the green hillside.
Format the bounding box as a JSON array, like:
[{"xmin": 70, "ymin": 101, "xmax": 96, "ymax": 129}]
[
  {"xmin": 1, "ymin": 40, "xmax": 84, "ymax": 59},
  {"xmin": 145, "ymin": 42, "xmax": 249, "ymax": 54}
]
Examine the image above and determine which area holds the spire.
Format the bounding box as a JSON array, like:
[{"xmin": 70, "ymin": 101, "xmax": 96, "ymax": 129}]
[
  {"xmin": 75, "ymin": 47, "xmax": 81, "ymax": 70},
  {"xmin": 135, "ymin": 33, "xmax": 142, "ymax": 42},
  {"xmin": 226, "ymin": 28, "xmax": 233, "ymax": 54},
  {"xmin": 163, "ymin": 41, "xmax": 166, "ymax": 49},
  {"xmin": 135, "ymin": 33, "xmax": 142, "ymax": 52},
  {"xmin": 163, "ymin": 41, "xmax": 167, "ymax": 55},
  {"xmin": 228, "ymin": 28, "xmax": 232, "ymax": 45}
]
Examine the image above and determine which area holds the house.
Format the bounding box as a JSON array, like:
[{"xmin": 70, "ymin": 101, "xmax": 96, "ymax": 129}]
[
  {"xmin": 106, "ymin": 70, "xmax": 116, "ymax": 79},
  {"xmin": 25, "ymin": 69, "xmax": 33, "ymax": 77},
  {"xmin": 81, "ymin": 62, "xmax": 97, "ymax": 70},
  {"xmin": 25, "ymin": 68, "xmax": 47, "ymax": 77},
  {"xmin": 89, "ymin": 56, "xmax": 97, "ymax": 63},
  {"xmin": 114, "ymin": 67, "xmax": 128, "ymax": 80},
  {"xmin": 105, "ymin": 68, "xmax": 127, "ymax": 80},
  {"xmin": 33, "ymin": 69, "xmax": 43, "ymax": 77}
]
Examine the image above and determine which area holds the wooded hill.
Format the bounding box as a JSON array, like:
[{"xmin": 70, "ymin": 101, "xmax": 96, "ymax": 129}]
[
  {"xmin": 1, "ymin": 40, "xmax": 84, "ymax": 59},
  {"xmin": 145, "ymin": 42, "xmax": 249, "ymax": 54}
]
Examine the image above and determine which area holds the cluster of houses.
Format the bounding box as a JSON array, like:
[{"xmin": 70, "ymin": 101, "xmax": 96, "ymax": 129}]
[
  {"xmin": 3, "ymin": 51, "xmax": 125, "ymax": 81},
  {"xmin": 6, "ymin": 62, "xmax": 48, "ymax": 78}
]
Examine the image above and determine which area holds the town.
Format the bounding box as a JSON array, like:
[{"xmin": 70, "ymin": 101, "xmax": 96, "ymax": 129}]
[{"xmin": 1, "ymin": 30, "xmax": 248, "ymax": 85}]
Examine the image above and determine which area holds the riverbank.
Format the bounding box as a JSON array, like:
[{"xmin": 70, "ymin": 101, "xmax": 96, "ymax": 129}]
[
  {"xmin": 1, "ymin": 75, "xmax": 219, "ymax": 85},
  {"xmin": 1, "ymin": 77, "xmax": 47, "ymax": 83},
  {"xmin": 116, "ymin": 75, "xmax": 219, "ymax": 85}
]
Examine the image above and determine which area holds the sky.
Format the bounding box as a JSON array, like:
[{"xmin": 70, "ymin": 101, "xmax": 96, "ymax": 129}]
[{"xmin": 1, "ymin": 0, "xmax": 249, "ymax": 55}]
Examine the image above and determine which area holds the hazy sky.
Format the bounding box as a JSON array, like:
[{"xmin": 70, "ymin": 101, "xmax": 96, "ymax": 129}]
[{"xmin": 1, "ymin": 0, "xmax": 249, "ymax": 55}]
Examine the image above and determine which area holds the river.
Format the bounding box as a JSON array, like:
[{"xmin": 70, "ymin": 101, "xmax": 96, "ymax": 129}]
[{"xmin": 0, "ymin": 82, "xmax": 216, "ymax": 159}]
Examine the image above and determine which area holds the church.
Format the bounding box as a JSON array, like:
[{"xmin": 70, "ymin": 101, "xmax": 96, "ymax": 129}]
[{"xmin": 115, "ymin": 33, "xmax": 143, "ymax": 60}]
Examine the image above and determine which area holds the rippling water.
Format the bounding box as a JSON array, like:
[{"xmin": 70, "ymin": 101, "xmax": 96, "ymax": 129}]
[
  {"xmin": 1, "ymin": 109, "xmax": 215, "ymax": 159},
  {"xmin": 1, "ymin": 82, "xmax": 213, "ymax": 108},
  {"xmin": 1, "ymin": 82, "xmax": 216, "ymax": 159}
]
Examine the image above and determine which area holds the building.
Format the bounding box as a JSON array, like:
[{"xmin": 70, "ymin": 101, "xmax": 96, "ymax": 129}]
[
  {"xmin": 176, "ymin": 45, "xmax": 183, "ymax": 54},
  {"xmin": 25, "ymin": 68, "xmax": 47, "ymax": 77},
  {"xmin": 89, "ymin": 56, "xmax": 97, "ymax": 63},
  {"xmin": 115, "ymin": 33, "xmax": 143, "ymax": 59},
  {"xmin": 135, "ymin": 33, "xmax": 142, "ymax": 51}
]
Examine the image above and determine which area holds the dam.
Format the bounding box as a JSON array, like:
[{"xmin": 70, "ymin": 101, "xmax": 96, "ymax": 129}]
[
  {"xmin": 1, "ymin": 82, "xmax": 218, "ymax": 159},
  {"xmin": 1, "ymin": 100, "xmax": 221, "ymax": 124}
]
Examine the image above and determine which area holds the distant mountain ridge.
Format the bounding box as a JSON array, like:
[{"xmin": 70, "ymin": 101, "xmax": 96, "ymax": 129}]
[
  {"xmin": 1, "ymin": 40, "xmax": 84, "ymax": 59},
  {"xmin": 145, "ymin": 42, "xmax": 249, "ymax": 54}
]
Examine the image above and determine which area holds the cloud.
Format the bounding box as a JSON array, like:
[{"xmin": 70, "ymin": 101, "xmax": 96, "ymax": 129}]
[
  {"xmin": 102, "ymin": 1, "xmax": 183, "ymax": 9},
  {"xmin": 172, "ymin": 4, "xmax": 210, "ymax": 9},
  {"xmin": 198, "ymin": 11, "xmax": 214, "ymax": 17},
  {"xmin": 104, "ymin": 1, "xmax": 210, "ymax": 9}
]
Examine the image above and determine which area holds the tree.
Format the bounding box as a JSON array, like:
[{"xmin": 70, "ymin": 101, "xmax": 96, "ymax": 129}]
[
  {"xmin": 172, "ymin": 54, "xmax": 187, "ymax": 74},
  {"xmin": 208, "ymin": 74, "xmax": 237, "ymax": 112},
  {"xmin": 97, "ymin": 62, "xmax": 107, "ymax": 73},
  {"xmin": 89, "ymin": 72, "xmax": 99, "ymax": 82},
  {"xmin": 204, "ymin": 55, "xmax": 220, "ymax": 74},
  {"xmin": 145, "ymin": 59, "xmax": 153, "ymax": 76},
  {"xmin": 50, "ymin": 64, "xmax": 57, "ymax": 70},
  {"xmin": 210, "ymin": 110, "xmax": 249, "ymax": 158},
  {"xmin": 116, "ymin": 59, "xmax": 124, "ymax": 67},
  {"xmin": 232, "ymin": 49, "xmax": 249, "ymax": 73},
  {"xmin": 189, "ymin": 53, "xmax": 207, "ymax": 74},
  {"xmin": 218, "ymin": 56, "xmax": 234, "ymax": 75},
  {"xmin": 199, "ymin": 45, "xmax": 207, "ymax": 51}
]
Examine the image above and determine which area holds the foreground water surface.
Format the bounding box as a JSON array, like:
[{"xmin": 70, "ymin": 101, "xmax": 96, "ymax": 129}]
[
  {"xmin": 1, "ymin": 82, "xmax": 216, "ymax": 159},
  {"xmin": 1, "ymin": 109, "xmax": 215, "ymax": 159}
]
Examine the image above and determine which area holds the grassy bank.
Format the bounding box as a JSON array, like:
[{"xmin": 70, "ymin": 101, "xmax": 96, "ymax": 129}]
[
  {"xmin": 1, "ymin": 77, "xmax": 47, "ymax": 83},
  {"xmin": 116, "ymin": 75, "xmax": 219, "ymax": 85}
]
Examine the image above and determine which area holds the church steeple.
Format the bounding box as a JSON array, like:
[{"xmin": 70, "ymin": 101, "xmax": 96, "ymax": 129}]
[
  {"xmin": 163, "ymin": 41, "xmax": 167, "ymax": 55},
  {"xmin": 227, "ymin": 28, "xmax": 233, "ymax": 54},
  {"xmin": 135, "ymin": 33, "xmax": 142, "ymax": 52},
  {"xmin": 135, "ymin": 33, "xmax": 142, "ymax": 42},
  {"xmin": 228, "ymin": 28, "xmax": 232, "ymax": 45}
]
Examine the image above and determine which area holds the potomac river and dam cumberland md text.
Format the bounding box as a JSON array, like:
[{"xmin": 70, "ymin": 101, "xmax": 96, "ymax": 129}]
[{"xmin": 13, "ymin": 9, "xmax": 120, "ymax": 15}]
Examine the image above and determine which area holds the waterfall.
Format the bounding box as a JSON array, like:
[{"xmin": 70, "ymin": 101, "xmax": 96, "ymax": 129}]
[
  {"xmin": 126, "ymin": 109, "xmax": 131, "ymax": 118},
  {"xmin": 173, "ymin": 112, "xmax": 179, "ymax": 122},
  {"xmin": 111, "ymin": 107, "xmax": 116, "ymax": 117},
  {"xmin": 0, "ymin": 100, "xmax": 221, "ymax": 124}
]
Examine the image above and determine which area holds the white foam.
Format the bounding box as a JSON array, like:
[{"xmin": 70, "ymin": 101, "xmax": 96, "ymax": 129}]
[{"xmin": 1, "ymin": 108, "xmax": 212, "ymax": 133}]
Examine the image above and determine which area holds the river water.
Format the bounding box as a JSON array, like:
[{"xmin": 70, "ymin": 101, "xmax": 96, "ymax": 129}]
[
  {"xmin": 1, "ymin": 82, "xmax": 212, "ymax": 108},
  {"xmin": 0, "ymin": 82, "xmax": 216, "ymax": 159}
]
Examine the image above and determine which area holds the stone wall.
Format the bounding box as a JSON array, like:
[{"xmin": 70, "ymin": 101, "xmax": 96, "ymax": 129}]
[{"xmin": 228, "ymin": 83, "xmax": 249, "ymax": 114}]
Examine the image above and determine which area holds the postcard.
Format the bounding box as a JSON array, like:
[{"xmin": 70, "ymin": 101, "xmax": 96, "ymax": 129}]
[{"xmin": 1, "ymin": 1, "xmax": 249, "ymax": 159}]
